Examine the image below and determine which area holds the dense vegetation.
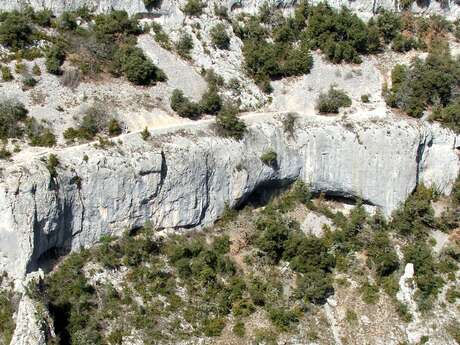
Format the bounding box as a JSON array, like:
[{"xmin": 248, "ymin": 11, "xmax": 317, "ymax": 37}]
[
  {"xmin": 30, "ymin": 177, "xmax": 460, "ymax": 344},
  {"xmin": 316, "ymin": 87, "xmax": 352, "ymax": 114},
  {"xmin": 385, "ymin": 44, "xmax": 460, "ymax": 122},
  {"xmin": 0, "ymin": 286, "xmax": 16, "ymax": 345},
  {"xmin": 64, "ymin": 104, "xmax": 123, "ymax": 142},
  {"xmin": 0, "ymin": 99, "xmax": 56, "ymax": 148},
  {"xmin": 0, "ymin": 8, "xmax": 166, "ymax": 86}
]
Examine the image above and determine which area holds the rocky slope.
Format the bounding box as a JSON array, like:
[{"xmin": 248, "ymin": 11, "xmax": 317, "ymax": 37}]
[
  {"xmin": 2, "ymin": 0, "xmax": 460, "ymax": 19},
  {"xmin": 0, "ymin": 113, "xmax": 458, "ymax": 282}
]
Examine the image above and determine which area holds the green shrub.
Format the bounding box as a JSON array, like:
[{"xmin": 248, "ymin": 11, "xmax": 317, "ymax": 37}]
[
  {"xmin": 0, "ymin": 99, "xmax": 28, "ymax": 139},
  {"xmin": 32, "ymin": 63, "xmax": 41, "ymax": 76},
  {"xmin": 46, "ymin": 153, "xmax": 59, "ymax": 178},
  {"xmin": 203, "ymin": 317, "xmax": 226, "ymax": 336},
  {"xmin": 390, "ymin": 185, "xmax": 435, "ymax": 239},
  {"xmin": 210, "ymin": 23, "xmax": 230, "ymax": 50},
  {"xmin": 141, "ymin": 126, "xmax": 150, "ymax": 140},
  {"xmin": 391, "ymin": 34, "xmax": 417, "ymax": 52},
  {"xmin": 376, "ymin": 10, "xmax": 402, "ymax": 43},
  {"xmin": 113, "ymin": 46, "xmax": 166, "ymax": 85},
  {"xmin": 0, "ymin": 11, "xmax": 35, "ymax": 50},
  {"xmin": 26, "ymin": 118, "xmax": 56, "ymax": 147},
  {"xmin": 316, "ymin": 87, "xmax": 352, "ymax": 114},
  {"xmin": 199, "ymin": 86, "xmax": 222, "ymax": 114},
  {"xmin": 361, "ymin": 94, "xmax": 370, "ymax": 103},
  {"xmin": 0, "ymin": 289, "xmax": 15, "ymax": 345},
  {"xmin": 175, "ymin": 32, "xmax": 194, "ymax": 59},
  {"xmin": 360, "ymin": 281, "xmax": 379, "ymax": 304},
  {"xmin": 108, "ymin": 119, "xmax": 122, "ymax": 136},
  {"xmin": 45, "ymin": 44, "xmax": 66, "ymax": 75},
  {"xmin": 306, "ymin": 4, "xmax": 371, "ymax": 63},
  {"xmin": 1, "ymin": 65, "xmax": 13, "ymax": 81},
  {"xmin": 260, "ymin": 150, "xmax": 277, "ymax": 166},
  {"xmin": 150, "ymin": 22, "xmax": 171, "ymax": 50},
  {"xmin": 403, "ymin": 242, "xmax": 444, "ymax": 311},
  {"xmin": 367, "ymin": 232, "xmax": 399, "ymax": 277},
  {"xmin": 183, "ymin": 0, "xmax": 205, "ymax": 17},
  {"xmin": 215, "ymin": 105, "xmax": 246, "ymax": 140},
  {"xmin": 233, "ymin": 320, "xmax": 245, "ymax": 337},
  {"xmin": 64, "ymin": 104, "xmax": 115, "ymax": 141},
  {"xmin": 385, "ymin": 47, "xmax": 460, "ymax": 118},
  {"xmin": 33, "ymin": 9, "xmax": 53, "ymax": 27},
  {"xmin": 431, "ymin": 97, "xmax": 460, "ymax": 133},
  {"xmin": 170, "ymin": 89, "xmax": 201, "ymax": 118},
  {"xmin": 58, "ymin": 11, "xmax": 78, "ymax": 31},
  {"xmin": 296, "ymin": 269, "xmax": 334, "ymax": 304},
  {"xmin": 22, "ymin": 75, "xmax": 38, "ymax": 88},
  {"xmin": 268, "ymin": 307, "xmax": 299, "ymax": 331}
]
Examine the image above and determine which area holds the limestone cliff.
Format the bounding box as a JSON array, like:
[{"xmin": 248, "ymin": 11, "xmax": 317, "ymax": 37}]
[
  {"xmin": 0, "ymin": 113, "xmax": 458, "ymax": 281},
  {"xmin": 1, "ymin": 0, "xmax": 460, "ymax": 20}
]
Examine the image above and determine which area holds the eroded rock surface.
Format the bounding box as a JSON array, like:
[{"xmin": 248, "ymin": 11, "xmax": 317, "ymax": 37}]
[{"xmin": 0, "ymin": 113, "xmax": 458, "ymax": 281}]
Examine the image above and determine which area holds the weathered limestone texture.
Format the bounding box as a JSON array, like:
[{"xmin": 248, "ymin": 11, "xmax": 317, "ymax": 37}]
[{"xmin": 0, "ymin": 114, "xmax": 458, "ymax": 280}]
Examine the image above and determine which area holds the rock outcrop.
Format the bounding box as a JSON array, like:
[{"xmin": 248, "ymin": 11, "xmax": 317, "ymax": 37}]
[
  {"xmin": 0, "ymin": 113, "xmax": 458, "ymax": 281},
  {"xmin": 1, "ymin": 0, "xmax": 460, "ymax": 20},
  {"xmin": 10, "ymin": 295, "xmax": 47, "ymax": 345}
]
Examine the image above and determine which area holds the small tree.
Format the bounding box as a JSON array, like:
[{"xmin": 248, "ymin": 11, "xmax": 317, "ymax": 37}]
[
  {"xmin": 183, "ymin": 0, "xmax": 205, "ymax": 16},
  {"xmin": 45, "ymin": 44, "xmax": 66, "ymax": 75},
  {"xmin": 175, "ymin": 32, "xmax": 194, "ymax": 59},
  {"xmin": 1, "ymin": 66, "xmax": 13, "ymax": 81},
  {"xmin": 210, "ymin": 24, "xmax": 230, "ymax": 50},
  {"xmin": 260, "ymin": 150, "xmax": 277, "ymax": 166},
  {"xmin": 215, "ymin": 105, "xmax": 246, "ymax": 140},
  {"xmin": 0, "ymin": 12, "xmax": 34, "ymax": 50},
  {"xmin": 316, "ymin": 87, "xmax": 352, "ymax": 114},
  {"xmin": 47, "ymin": 154, "xmax": 59, "ymax": 178},
  {"xmin": 170, "ymin": 89, "xmax": 201, "ymax": 118}
]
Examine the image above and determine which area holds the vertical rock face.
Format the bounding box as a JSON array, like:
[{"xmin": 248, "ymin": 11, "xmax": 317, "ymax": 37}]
[
  {"xmin": 0, "ymin": 114, "xmax": 458, "ymax": 281},
  {"xmin": 10, "ymin": 295, "xmax": 47, "ymax": 345},
  {"xmin": 1, "ymin": 0, "xmax": 459, "ymax": 19}
]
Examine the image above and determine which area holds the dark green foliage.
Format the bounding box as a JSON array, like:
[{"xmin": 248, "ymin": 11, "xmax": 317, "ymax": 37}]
[
  {"xmin": 386, "ymin": 47, "xmax": 460, "ymax": 118},
  {"xmin": 1, "ymin": 65, "xmax": 13, "ymax": 81},
  {"xmin": 360, "ymin": 281, "xmax": 379, "ymax": 304},
  {"xmin": 403, "ymin": 242, "xmax": 444, "ymax": 311},
  {"xmin": 183, "ymin": 0, "xmax": 205, "ymax": 17},
  {"xmin": 306, "ymin": 4, "xmax": 373, "ymax": 63},
  {"xmin": 0, "ymin": 11, "xmax": 35, "ymax": 50},
  {"xmin": 199, "ymin": 86, "xmax": 222, "ymax": 115},
  {"xmin": 175, "ymin": 32, "xmax": 194, "ymax": 59},
  {"xmin": 32, "ymin": 9, "xmax": 53, "ymax": 27},
  {"xmin": 367, "ymin": 231, "xmax": 399, "ymax": 277},
  {"xmin": 64, "ymin": 104, "xmax": 119, "ymax": 141},
  {"xmin": 215, "ymin": 105, "xmax": 247, "ymax": 140},
  {"xmin": 260, "ymin": 150, "xmax": 277, "ymax": 167},
  {"xmin": 296, "ymin": 270, "xmax": 334, "ymax": 304},
  {"xmin": 202, "ymin": 317, "xmax": 226, "ymax": 336},
  {"xmin": 390, "ymin": 185, "xmax": 435, "ymax": 239},
  {"xmin": 267, "ymin": 307, "xmax": 299, "ymax": 331},
  {"xmin": 170, "ymin": 89, "xmax": 201, "ymax": 118},
  {"xmin": 46, "ymin": 154, "xmax": 59, "ymax": 178},
  {"xmin": 113, "ymin": 46, "xmax": 166, "ymax": 85},
  {"xmin": 0, "ymin": 99, "xmax": 28, "ymax": 140},
  {"xmin": 431, "ymin": 97, "xmax": 460, "ymax": 133},
  {"xmin": 210, "ymin": 23, "xmax": 230, "ymax": 49},
  {"xmin": 22, "ymin": 75, "xmax": 38, "ymax": 88},
  {"xmin": 0, "ymin": 289, "xmax": 16, "ymax": 345},
  {"xmin": 46, "ymin": 44, "xmax": 66, "ymax": 75},
  {"xmin": 57, "ymin": 11, "xmax": 78, "ymax": 31},
  {"xmin": 150, "ymin": 22, "xmax": 171, "ymax": 50},
  {"xmin": 26, "ymin": 118, "xmax": 56, "ymax": 147},
  {"xmin": 376, "ymin": 10, "xmax": 402, "ymax": 43},
  {"xmin": 93, "ymin": 10, "xmax": 141, "ymax": 38},
  {"xmin": 316, "ymin": 86, "xmax": 352, "ymax": 114},
  {"xmin": 391, "ymin": 34, "xmax": 417, "ymax": 52}
]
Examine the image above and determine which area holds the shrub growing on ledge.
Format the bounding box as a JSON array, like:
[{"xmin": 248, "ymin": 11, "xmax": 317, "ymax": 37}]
[
  {"xmin": 215, "ymin": 105, "xmax": 247, "ymax": 140},
  {"xmin": 210, "ymin": 23, "xmax": 230, "ymax": 50},
  {"xmin": 170, "ymin": 89, "xmax": 202, "ymax": 119},
  {"xmin": 113, "ymin": 46, "xmax": 166, "ymax": 86},
  {"xmin": 0, "ymin": 99, "xmax": 28, "ymax": 140},
  {"xmin": 260, "ymin": 150, "xmax": 277, "ymax": 167},
  {"xmin": 183, "ymin": 0, "xmax": 205, "ymax": 16},
  {"xmin": 0, "ymin": 11, "xmax": 35, "ymax": 50},
  {"xmin": 316, "ymin": 87, "xmax": 352, "ymax": 114}
]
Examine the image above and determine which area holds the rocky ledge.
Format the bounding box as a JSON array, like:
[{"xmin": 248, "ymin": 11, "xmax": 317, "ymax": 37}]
[{"xmin": 0, "ymin": 113, "xmax": 458, "ymax": 281}]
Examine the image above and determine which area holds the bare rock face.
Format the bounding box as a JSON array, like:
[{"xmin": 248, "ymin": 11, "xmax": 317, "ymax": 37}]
[
  {"xmin": 0, "ymin": 114, "xmax": 458, "ymax": 281},
  {"xmin": 10, "ymin": 295, "xmax": 47, "ymax": 345},
  {"xmin": 1, "ymin": 0, "xmax": 460, "ymax": 19}
]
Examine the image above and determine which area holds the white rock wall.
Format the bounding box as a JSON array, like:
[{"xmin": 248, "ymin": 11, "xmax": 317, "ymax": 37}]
[{"xmin": 0, "ymin": 114, "xmax": 458, "ymax": 281}]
